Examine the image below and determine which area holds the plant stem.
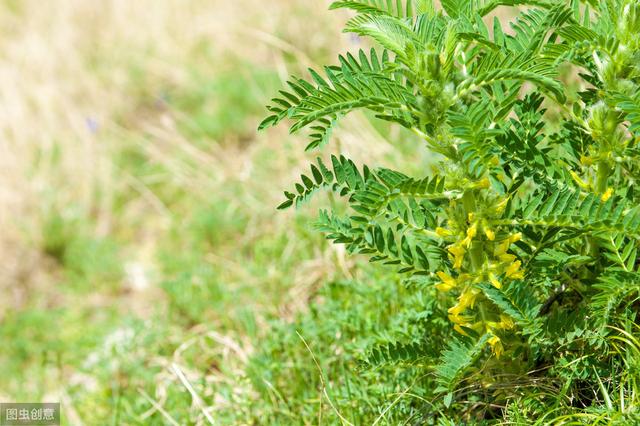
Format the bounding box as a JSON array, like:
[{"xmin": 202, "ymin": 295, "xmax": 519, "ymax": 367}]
[
  {"xmin": 589, "ymin": 159, "xmax": 611, "ymax": 261},
  {"xmin": 596, "ymin": 159, "xmax": 611, "ymax": 194},
  {"xmin": 462, "ymin": 191, "xmax": 484, "ymax": 272}
]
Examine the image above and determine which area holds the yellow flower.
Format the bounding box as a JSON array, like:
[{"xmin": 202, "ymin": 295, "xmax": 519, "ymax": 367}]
[
  {"xmin": 485, "ymin": 228, "xmax": 495, "ymax": 241},
  {"xmin": 475, "ymin": 177, "xmax": 490, "ymax": 189},
  {"xmin": 499, "ymin": 315, "xmax": 514, "ymax": 330},
  {"xmin": 570, "ymin": 171, "xmax": 590, "ymax": 190},
  {"xmin": 448, "ymin": 289, "xmax": 478, "ymax": 316},
  {"xmin": 493, "ymin": 232, "xmax": 522, "ymax": 257},
  {"xmin": 454, "ymin": 324, "xmax": 469, "ymax": 336},
  {"xmin": 494, "ymin": 198, "xmax": 509, "ymax": 214},
  {"xmin": 462, "ymin": 223, "xmax": 478, "ymax": 248},
  {"xmin": 498, "ymin": 253, "xmax": 516, "ymax": 263},
  {"xmin": 601, "ymin": 187, "xmax": 613, "ymax": 202},
  {"xmin": 505, "ymin": 260, "xmax": 524, "ymax": 279},
  {"xmin": 457, "ymin": 273, "xmax": 471, "ymax": 284},
  {"xmin": 448, "ymin": 244, "xmax": 466, "ymax": 269},
  {"xmin": 448, "ymin": 303, "xmax": 465, "ymax": 316},
  {"xmin": 448, "ymin": 313, "xmax": 473, "ymax": 325},
  {"xmin": 580, "ymin": 155, "xmax": 594, "ymax": 166},
  {"xmin": 467, "ymin": 223, "xmax": 477, "ymax": 239},
  {"xmin": 488, "ymin": 272, "xmax": 502, "ymax": 289},
  {"xmin": 461, "ymin": 237, "xmax": 471, "ymax": 248},
  {"xmin": 488, "ymin": 335, "xmax": 504, "ymax": 358},
  {"xmin": 510, "ymin": 271, "xmax": 524, "ymax": 280},
  {"xmin": 435, "ymin": 271, "xmax": 457, "ymax": 292},
  {"xmin": 495, "ymin": 239, "xmax": 510, "ymax": 256},
  {"xmin": 436, "ymin": 227, "xmax": 453, "ymax": 237},
  {"xmin": 459, "ymin": 289, "xmax": 478, "ymax": 308},
  {"xmin": 484, "ymin": 321, "xmax": 499, "ymax": 332},
  {"xmin": 511, "ymin": 272, "xmax": 524, "ymax": 280}
]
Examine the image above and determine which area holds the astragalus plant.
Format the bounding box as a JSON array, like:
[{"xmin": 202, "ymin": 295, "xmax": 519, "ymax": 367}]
[{"xmin": 260, "ymin": 0, "xmax": 640, "ymax": 422}]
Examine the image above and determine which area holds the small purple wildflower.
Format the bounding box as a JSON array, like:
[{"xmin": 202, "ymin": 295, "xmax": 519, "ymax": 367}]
[{"xmin": 85, "ymin": 117, "xmax": 99, "ymax": 134}]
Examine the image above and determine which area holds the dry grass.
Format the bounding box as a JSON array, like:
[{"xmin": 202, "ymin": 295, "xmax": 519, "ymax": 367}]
[
  {"xmin": 0, "ymin": 0, "xmax": 344, "ymax": 300},
  {"xmin": 0, "ymin": 1, "xmax": 410, "ymax": 420}
]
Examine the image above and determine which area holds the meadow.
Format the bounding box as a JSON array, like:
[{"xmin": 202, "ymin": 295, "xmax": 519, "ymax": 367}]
[
  {"xmin": 3, "ymin": 1, "xmax": 640, "ymax": 425},
  {"xmin": 0, "ymin": 0, "xmax": 408, "ymax": 423}
]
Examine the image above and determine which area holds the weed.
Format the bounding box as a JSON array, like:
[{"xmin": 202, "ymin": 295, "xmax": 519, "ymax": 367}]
[{"xmin": 263, "ymin": 0, "xmax": 640, "ymax": 422}]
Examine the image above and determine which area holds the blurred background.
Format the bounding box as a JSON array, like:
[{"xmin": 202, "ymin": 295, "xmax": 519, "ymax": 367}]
[{"xmin": 0, "ymin": 0, "xmax": 428, "ymax": 424}]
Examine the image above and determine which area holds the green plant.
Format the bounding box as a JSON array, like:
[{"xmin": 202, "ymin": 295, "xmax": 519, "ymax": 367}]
[{"xmin": 261, "ymin": 0, "xmax": 640, "ymax": 422}]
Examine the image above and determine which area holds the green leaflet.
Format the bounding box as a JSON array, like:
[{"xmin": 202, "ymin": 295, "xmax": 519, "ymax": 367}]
[
  {"xmin": 434, "ymin": 333, "xmax": 490, "ymax": 391},
  {"xmin": 362, "ymin": 340, "xmax": 434, "ymax": 366},
  {"xmin": 505, "ymin": 189, "xmax": 640, "ymax": 239}
]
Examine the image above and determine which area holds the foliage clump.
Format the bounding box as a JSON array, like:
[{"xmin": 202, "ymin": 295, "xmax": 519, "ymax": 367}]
[{"xmin": 261, "ymin": 0, "xmax": 640, "ymax": 423}]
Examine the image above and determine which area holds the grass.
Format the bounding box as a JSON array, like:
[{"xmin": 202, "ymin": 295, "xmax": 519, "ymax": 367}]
[{"xmin": 0, "ymin": 0, "xmax": 431, "ymax": 424}]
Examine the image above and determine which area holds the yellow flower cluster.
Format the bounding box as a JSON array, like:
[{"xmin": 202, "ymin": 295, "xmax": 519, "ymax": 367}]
[
  {"xmin": 434, "ymin": 216, "xmax": 524, "ymax": 357},
  {"xmin": 493, "ymin": 232, "xmax": 524, "ymax": 281}
]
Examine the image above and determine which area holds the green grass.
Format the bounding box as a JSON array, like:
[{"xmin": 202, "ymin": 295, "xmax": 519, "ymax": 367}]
[
  {"xmin": 0, "ymin": 0, "xmax": 383, "ymax": 423},
  {"xmin": 2, "ymin": 29, "xmax": 408, "ymax": 422},
  {"xmin": 243, "ymin": 273, "xmax": 439, "ymax": 424},
  {"xmin": 2, "ymin": 60, "xmax": 435, "ymax": 424},
  {"xmin": 171, "ymin": 63, "xmax": 281, "ymax": 144}
]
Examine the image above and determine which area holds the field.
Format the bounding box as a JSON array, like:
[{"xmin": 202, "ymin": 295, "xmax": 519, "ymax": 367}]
[
  {"xmin": 3, "ymin": 1, "xmax": 640, "ymax": 425},
  {"xmin": 0, "ymin": 0, "xmax": 432, "ymax": 424}
]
